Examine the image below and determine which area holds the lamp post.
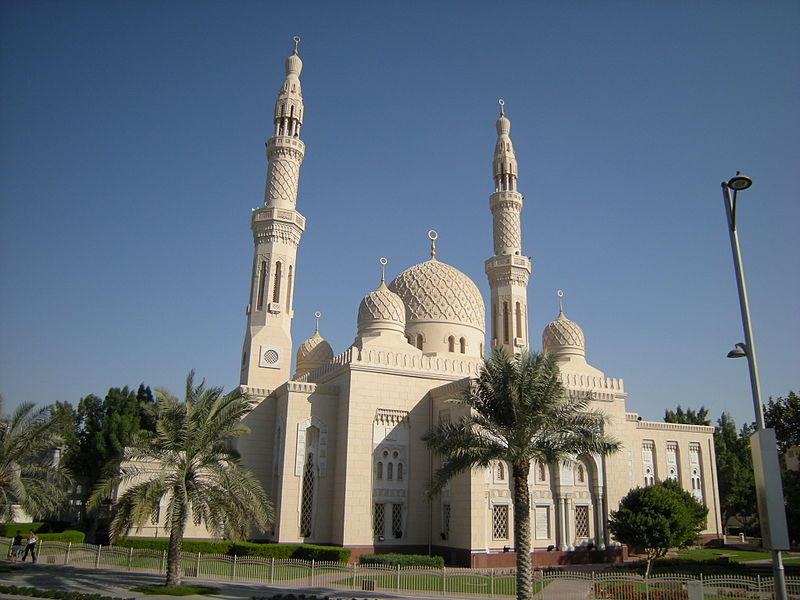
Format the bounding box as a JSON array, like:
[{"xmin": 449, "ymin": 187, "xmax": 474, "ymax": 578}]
[{"xmin": 721, "ymin": 173, "xmax": 788, "ymax": 600}]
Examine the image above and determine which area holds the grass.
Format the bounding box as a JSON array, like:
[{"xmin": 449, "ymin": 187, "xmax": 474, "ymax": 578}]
[
  {"xmin": 333, "ymin": 572, "xmax": 534, "ymax": 595},
  {"xmin": 131, "ymin": 584, "xmax": 219, "ymax": 596},
  {"xmin": 674, "ymin": 547, "xmax": 800, "ymax": 563}
]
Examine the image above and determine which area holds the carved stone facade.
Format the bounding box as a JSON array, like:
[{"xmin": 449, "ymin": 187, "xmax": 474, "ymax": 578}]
[{"xmin": 227, "ymin": 43, "xmax": 723, "ymax": 566}]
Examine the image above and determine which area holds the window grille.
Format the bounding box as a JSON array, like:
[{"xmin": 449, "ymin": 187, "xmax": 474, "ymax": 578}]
[
  {"xmin": 442, "ymin": 503, "xmax": 451, "ymax": 539},
  {"xmin": 492, "ymin": 504, "xmax": 509, "ymax": 539},
  {"xmin": 575, "ymin": 505, "xmax": 589, "ymax": 537},
  {"xmin": 300, "ymin": 453, "xmax": 315, "ymax": 536},
  {"xmin": 392, "ymin": 503, "xmax": 403, "ymax": 538},
  {"xmin": 373, "ymin": 502, "xmax": 385, "ymax": 535},
  {"xmin": 496, "ymin": 461, "xmax": 505, "ymax": 481},
  {"xmin": 576, "ymin": 463, "xmax": 585, "ymax": 483},
  {"xmin": 150, "ymin": 506, "xmax": 160, "ymax": 525}
]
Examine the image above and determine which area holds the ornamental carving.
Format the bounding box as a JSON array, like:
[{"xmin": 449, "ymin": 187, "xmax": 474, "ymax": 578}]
[
  {"xmin": 254, "ymin": 222, "xmax": 301, "ymax": 246},
  {"xmin": 389, "ymin": 261, "xmax": 485, "ymax": 330},
  {"xmin": 358, "ymin": 285, "xmax": 406, "ymax": 325},
  {"xmin": 493, "ymin": 211, "xmax": 521, "ymax": 253},
  {"xmin": 265, "ymin": 159, "xmax": 299, "ymax": 206}
]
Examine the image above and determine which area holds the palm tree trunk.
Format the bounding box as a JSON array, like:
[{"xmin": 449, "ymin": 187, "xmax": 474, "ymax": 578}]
[
  {"xmin": 165, "ymin": 502, "xmax": 188, "ymax": 587},
  {"xmin": 513, "ymin": 461, "xmax": 533, "ymax": 600}
]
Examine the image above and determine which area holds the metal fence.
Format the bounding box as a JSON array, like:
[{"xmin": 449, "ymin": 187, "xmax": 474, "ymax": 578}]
[{"xmin": 4, "ymin": 538, "xmax": 799, "ymax": 600}]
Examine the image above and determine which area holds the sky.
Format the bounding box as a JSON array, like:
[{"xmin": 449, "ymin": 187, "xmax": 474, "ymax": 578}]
[{"xmin": 1, "ymin": 0, "xmax": 798, "ymax": 429}]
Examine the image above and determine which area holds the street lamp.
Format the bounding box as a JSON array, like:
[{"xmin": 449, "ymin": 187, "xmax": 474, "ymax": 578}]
[{"xmin": 721, "ymin": 173, "xmax": 789, "ymax": 600}]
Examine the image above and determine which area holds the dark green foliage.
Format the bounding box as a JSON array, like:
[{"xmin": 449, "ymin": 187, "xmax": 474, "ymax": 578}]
[
  {"xmin": 607, "ymin": 557, "xmax": 765, "ymax": 576},
  {"xmin": 36, "ymin": 530, "xmax": 86, "ymax": 543},
  {"xmin": 764, "ymin": 391, "xmax": 800, "ymax": 451},
  {"xmin": 130, "ymin": 584, "xmax": 218, "ymax": 596},
  {"xmin": 63, "ymin": 385, "xmax": 156, "ymax": 517},
  {"xmin": 608, "ymin": 479, "xmax": 708, "ymax": 576},
  {"xmin": 663, "ymin": 406, "xmax": 710, "ymax": 426},
  {"xmin": 252, "ymin": 596, "xmax": 338, "ymax": 600},
  {"xmin": 112, "ymin": 537, "xmax": 350, "ymax": 561},
  {"xmin": 359, "ymin": 552, "xmax": 444, "ymax": 568},
  {"xmin": 714, "ymin": 413, "xmax": 756, "ymax": 531},
  {"xmin": 0, "ymin": 521, "xmax": 44, "ymax": 536},
  {"xmin": 782, "ymin": 468, "xmax": 800, "ymax": 545},
  {"xmin": 0, "ymin": 584, "xmax": 134, "ymax": 600}
]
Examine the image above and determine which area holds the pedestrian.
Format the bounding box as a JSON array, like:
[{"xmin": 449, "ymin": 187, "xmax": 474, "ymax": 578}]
[
  {"xmin": 21, "ymin": 530, "xmax": 38, "ymax": 563},
  {"xmin": 10, "ymin": 530, "xmax": 23, "ymax": 561}
]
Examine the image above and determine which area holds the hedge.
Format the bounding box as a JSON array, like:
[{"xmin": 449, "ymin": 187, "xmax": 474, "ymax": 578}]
[
  {"xmin": 0, "ymin": 585, "xmax": 133, "ymax": 600},
  {"xmin": 0, "ymin": 522, "xmax": 44, "ymax": 537},
  {"xmin": 112, "ymin": 538, "xmax": 350, "ymax": 562},
  {"xmin": 37, "ymin": 530, "xmax": 86, "ymax": 544},
  {"xmin": 359, "ymin": 553, "xmax": 444, "ymax": 568}
]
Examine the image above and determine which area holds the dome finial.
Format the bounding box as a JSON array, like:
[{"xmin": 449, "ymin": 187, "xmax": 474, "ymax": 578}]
[
  {"xmin": 557, "ymin": 289, "xmax": 565, "ymax": 316},
  {"xmin": 292, "ymin": 35, "xmax": 301, "ymax": 55},
  {"xmin": 428, "ymin": 230, "xmax": 438, "ymax": 260},
  {"xmin": 379, "ymin": 257, "xmax": 388, "ymax": 284},
  {"xmin": 498, "ymin": 98, "xmax": 505, "ymax": 117},
  {"xmin": 314, "ymin": 310, "xmax": 321, "ymax": 333}
]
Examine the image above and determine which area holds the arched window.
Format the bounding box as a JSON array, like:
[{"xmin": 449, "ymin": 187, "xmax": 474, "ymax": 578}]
[
  {"xmin": 387, "ymin": 462, "xmax": 394, "ymax": 481},
  {"xmin": 460, "ymin": 337, "xmax": 466, "ymax": 354},
  {"xmin": 376, "ymin": 462, "xmax": 383, "ymax": 480},
  {"xmin": 256, "ymin": 260, "xmax": 268, "ymax": 310},
  {"xmin": 497, "ymin": 462, "xmax": 505, "ymax": 481},
  {"xmin": 300, "ymin": 452, "xmax": 315, "ymax": 537},
  {"xmin": 272, "ymin": 262, "xmax": 282, "ymax": 303},
  {"xmin": 397, "ymin": 463, "xmax": 404, "ymax": 481},
  {"xmin": 503, "ymin": 302, "xmax": 510, "ymax": 344},
  {"xmin": 492, "ymin": 303, "xmax": 498, "ymax": 343},
  {"xmin": 515, "ymin": 302, "xmax": 523, "ymax": 339},
  {"xmin": 576, "ymin": 463, "xmax": 585, "ymax": 483},
  {"xmin": 448, "ymin": 336, "xmax": 455, "ymax": 352},
  {"xmin": 286, "ymin": 265, "xmax": 294, "ymax": 310},
  {"xmin": 416, "ymin": 334, "xmax": 424, "ymax": 350},
  {"xmin": 537, "ymin": 463, "xmax": 546, "ymax": 482}
]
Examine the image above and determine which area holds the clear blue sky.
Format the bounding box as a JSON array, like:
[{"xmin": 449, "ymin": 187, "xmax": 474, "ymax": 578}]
[{"xmin": 1, "ymin": 1, "xmax": 798, "ymax": 429}]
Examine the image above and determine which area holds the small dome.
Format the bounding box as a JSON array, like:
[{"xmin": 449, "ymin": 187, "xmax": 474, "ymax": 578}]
[
  {"xmin": 285, "ymin": 54, "xmax": 302, "ymax": 76},
  {"xmin": 296, "ymin": 330, "xmax": 333, "ymax": 376},
  {"xmin": 542, "ymin": 309, "xmax": 585, "ymax": 358},
  {"xmin": 389, "ymin": 260, "xmax": 485, "ymax": 331},
  {"xmin": 357, "ymin": 282, "xmax": 406, "ymax": 335}
]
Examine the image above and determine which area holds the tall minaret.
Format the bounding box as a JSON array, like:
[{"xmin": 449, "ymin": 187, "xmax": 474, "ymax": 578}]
[
  {"xmin": 240, "ymin": 37, "xmax": 307, "ymax": 390},
  {"xmin": 485, "ymin": 100, "xmax": 532, "ymax": 355}
]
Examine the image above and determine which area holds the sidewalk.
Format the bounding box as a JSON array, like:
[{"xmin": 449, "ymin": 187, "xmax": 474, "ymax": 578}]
[{"xmin": 0, "ymin": 561, "xmax": 451, "ymax": 600}]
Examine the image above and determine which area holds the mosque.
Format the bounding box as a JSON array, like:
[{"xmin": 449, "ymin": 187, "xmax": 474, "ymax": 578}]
[{"xmin": 230, "ymin": 40, "xmax": 722, "ymax": 566}]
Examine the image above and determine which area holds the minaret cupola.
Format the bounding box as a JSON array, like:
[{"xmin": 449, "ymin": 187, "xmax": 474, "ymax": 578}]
[
  {"xmin": 274, "ymin": 36, "xmax": 304, "ymax": 138},
  {"xmin": 493, "ymin": 101, "xmax": 518, "ymax": 194}
]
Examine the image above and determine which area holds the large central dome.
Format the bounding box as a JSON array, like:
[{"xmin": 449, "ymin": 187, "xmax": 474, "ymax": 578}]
[{"xmin": 389, "ymin": 259, "xmax": 485, "ymax": 330}]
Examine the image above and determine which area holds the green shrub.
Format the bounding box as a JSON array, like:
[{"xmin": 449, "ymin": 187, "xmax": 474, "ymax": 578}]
[
  {"xmin": 38, "ymin": 530, "xmax": 85, "ymax": 543},
  {"xmin": 0, "ymin": 584, "xmax": 131, "ymax": 600},
  {"xmin": 111, "ymin": 538, "xmax": 348, "ymax": 562},
  {"xmin": 113, "ymin": 538, "xmax": 232, "ymax": 555},
  {"xmin": 294, "ymin": 544, "xmax": 351, "ymax": 563},
  {"xmin": 228, "ymin": 542, "xmax": 297, "ymax": 559},
  {"xmin": 0, "ymin": 522, "xmax": 44, "ymax": 537},
  {"xmin": 359, "ymin": 552, "xmax": 444, "ymax": 568}
]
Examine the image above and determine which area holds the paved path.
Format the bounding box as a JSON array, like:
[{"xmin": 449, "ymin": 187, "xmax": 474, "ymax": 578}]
[{"xmin": 540, "ymin": 577, "xmax": 593, "ymax": 600}]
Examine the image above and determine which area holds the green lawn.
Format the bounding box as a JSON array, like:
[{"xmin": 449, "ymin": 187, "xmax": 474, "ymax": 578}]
[
  {"xmin": 674, "ymin": 547, "xmax": 800, "ymax": 563},
  {"xmin": 333, "ymin": 572, "xmax": 536, "ymax": 595}
]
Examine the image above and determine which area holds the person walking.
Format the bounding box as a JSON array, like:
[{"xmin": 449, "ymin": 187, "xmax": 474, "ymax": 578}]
[
  {"xmin": 10, "ymin": 530, "xmax": 23, "ymax": 561},
  {"xmin": 21, "ymin": 530, "xmax": 38, "ymax": 563}
]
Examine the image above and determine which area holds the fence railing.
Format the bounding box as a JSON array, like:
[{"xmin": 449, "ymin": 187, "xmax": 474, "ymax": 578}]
[{"xmin": 4, "ymin": 538, "xmax": 799, "ymax": 599}]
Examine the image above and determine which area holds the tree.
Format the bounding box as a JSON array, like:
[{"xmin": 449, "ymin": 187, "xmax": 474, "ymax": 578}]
[
  {"xmin": 63, "ymin": 385, "xmax": 156, "ymax": 520},
  {"xmin": 664, "ymin": 405, "xmax": 710, "ymax": 426},
  {"xmin": 608, "ymin": 479, "xmax": 707, "ymax": 576},
  {"xmin": 89, "ymin": 371, "xmax": 273, "ymax": 587},
  {"xmin": 714, "ymin": 413, "xmax": 756, "ymax": 532},
  {"xmin": 0, "ymin": 398, "xmax": 73, "ymax": 520},
  {"xmin": 764, "ymin": 391, "xmax": 800, "ymax": 452},
  {"xmin": 423, "ymin": 351, "xmax": 620, "ymax": 600}
]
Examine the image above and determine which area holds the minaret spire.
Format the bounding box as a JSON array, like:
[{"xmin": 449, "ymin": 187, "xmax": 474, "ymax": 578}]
[
  {"xmin": 240, "ymin": 38, "xmax": 308, "ymax": 390},
  {"xmin": 485, "ymin": 101, "xmax": 532, "ymax": 355}
]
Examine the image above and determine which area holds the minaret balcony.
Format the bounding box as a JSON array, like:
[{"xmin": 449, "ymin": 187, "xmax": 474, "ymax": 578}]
[
  {"xmin": 489, "ymin": 190, "xmax": 523, "ymax": 211},
  {"xmin": 266, "ymin": 136, "xmax": 305, "ymax": 152},
  {"xmin": 251, "ymin": 207, "xmax": 306, "ymax": 230}
]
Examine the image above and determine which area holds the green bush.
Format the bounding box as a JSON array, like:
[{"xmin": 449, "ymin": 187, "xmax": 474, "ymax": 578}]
[
  {"xmin": 38, "ymin": 530, "xmax": 85, "ymax": 543},
  {"xmin": 111, "ymin": 538, "xmax": 349, "ymax": 562},
  {"xmin": 0, "ymin": 584, "xmax": 132, "ymax": 600},
  {"xmin": 0, "ymin": 522, "xmax": 44, "ymax": 537},
  {"xmin": 608, "ymin": 557, "xmax": 754, "ymax": 576},
  {"xmin": 359, "ymin": 552, "xmax": 444, "ymax": 568}
]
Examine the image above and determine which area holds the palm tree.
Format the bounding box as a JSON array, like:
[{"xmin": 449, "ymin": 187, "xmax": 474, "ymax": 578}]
[
  {"xmin": 89, "ymin": 372, "xmax": 274, "ymax": 587},
  {"xmin": 423, "ymin": 350, "xmax": 621, "ymax": 600},
  {"xmin": 0, "ymin": 398, "xmax": 72, "ymax": 521}
]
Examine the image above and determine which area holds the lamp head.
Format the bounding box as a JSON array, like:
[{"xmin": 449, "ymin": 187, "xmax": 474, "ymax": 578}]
[
  {"xmin": 727, "ymin": 343, "xmax": 748, "ymax": 359},
  {"xmin": 727, "ymin": 174, "xmax": 753, "ymax": 191}
]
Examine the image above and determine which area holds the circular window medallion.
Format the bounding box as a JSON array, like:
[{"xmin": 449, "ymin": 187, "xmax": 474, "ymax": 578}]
[{"xmin": 263, "ymin": 349, "xmax": 279, "ymax": 364}]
